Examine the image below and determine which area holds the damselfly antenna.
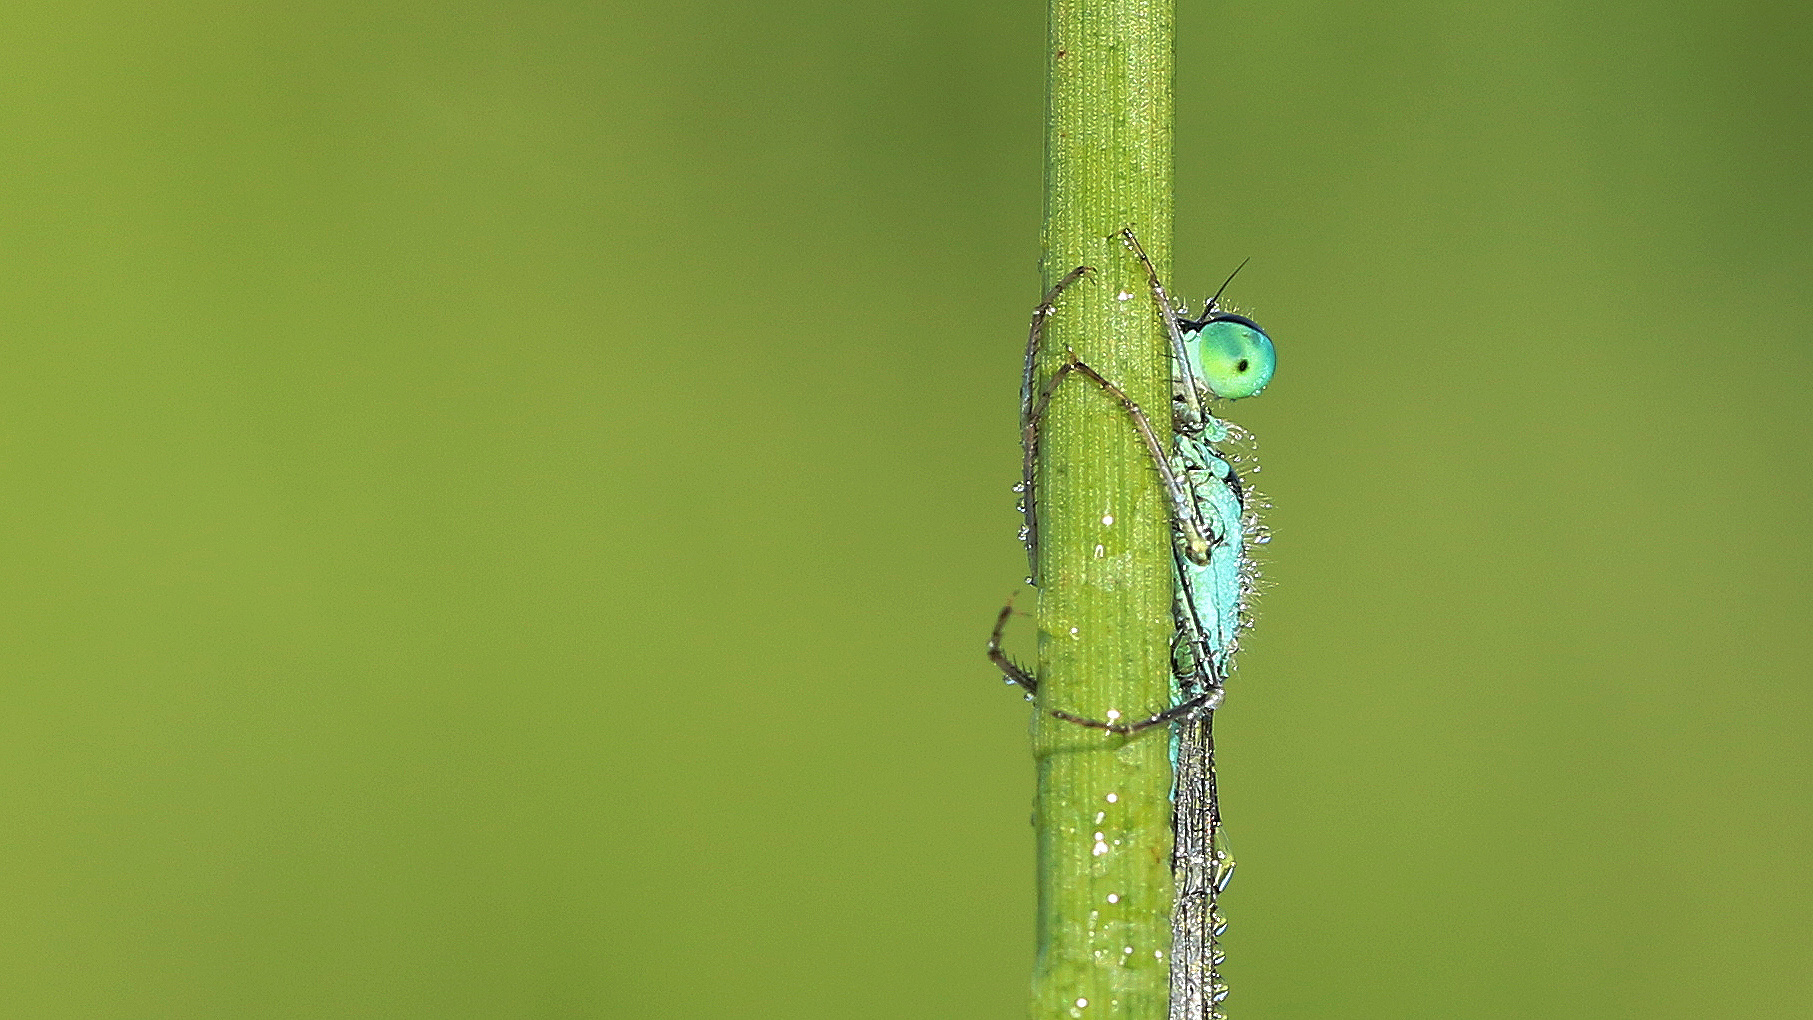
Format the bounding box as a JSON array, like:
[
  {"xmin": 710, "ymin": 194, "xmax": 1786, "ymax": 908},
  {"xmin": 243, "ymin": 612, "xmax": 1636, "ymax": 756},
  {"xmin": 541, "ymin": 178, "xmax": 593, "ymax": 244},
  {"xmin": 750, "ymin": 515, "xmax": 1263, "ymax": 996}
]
[{"xmin": 1201, "ymin": 257, "xmax": 1252, "ymax": 319}]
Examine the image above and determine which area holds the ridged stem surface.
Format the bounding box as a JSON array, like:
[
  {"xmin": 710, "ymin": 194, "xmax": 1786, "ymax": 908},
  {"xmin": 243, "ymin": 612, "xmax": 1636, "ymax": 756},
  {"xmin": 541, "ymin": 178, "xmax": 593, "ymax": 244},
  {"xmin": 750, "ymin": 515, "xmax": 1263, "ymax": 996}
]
[{"xmin": 1030, "ymin": 0, "xmax": 1175, "ymax": 1017}]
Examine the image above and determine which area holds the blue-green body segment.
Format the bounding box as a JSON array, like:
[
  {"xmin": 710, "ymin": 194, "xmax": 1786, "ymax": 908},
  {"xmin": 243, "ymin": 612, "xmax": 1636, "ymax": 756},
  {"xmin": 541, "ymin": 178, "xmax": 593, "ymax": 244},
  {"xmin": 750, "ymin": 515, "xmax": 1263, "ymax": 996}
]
[{"xmin": 1173, "ymin": 427, "xmax": 1247, "ymax": 675}]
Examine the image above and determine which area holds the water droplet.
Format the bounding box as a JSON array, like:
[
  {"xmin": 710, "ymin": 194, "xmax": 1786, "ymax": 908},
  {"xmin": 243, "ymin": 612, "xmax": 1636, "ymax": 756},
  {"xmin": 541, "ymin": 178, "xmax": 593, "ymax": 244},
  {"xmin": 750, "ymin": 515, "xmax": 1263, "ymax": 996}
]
[
  {"xmin": 1104, "ymin": 792, "xmax": 1118, "ymax": 803},
  {"xmin": 1106, "ymin": 893, "xmax": 1119, "ymax": 903},
  {"xmin": 1101, "ymin": 513, "xmax": 1114, "ymax": 525},
  {"xmin": 1212, "ymin": 855, "xmax": 1237, "ymax": 893},
  {"xmin": 1210, "ymin": 984, "xmax": 1230, "ymax": 1003},
  {"xmin": 1093, "ymin": 543, "xmax": 1104, "ymax": 557}
]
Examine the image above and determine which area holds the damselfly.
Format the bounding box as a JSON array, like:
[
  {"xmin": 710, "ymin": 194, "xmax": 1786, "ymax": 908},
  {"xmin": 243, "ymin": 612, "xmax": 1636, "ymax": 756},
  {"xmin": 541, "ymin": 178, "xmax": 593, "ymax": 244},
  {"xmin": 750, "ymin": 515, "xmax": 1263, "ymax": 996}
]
[{"xmin": 989, "ymin": 227, "xmax": 1275, "ymax": 1020}]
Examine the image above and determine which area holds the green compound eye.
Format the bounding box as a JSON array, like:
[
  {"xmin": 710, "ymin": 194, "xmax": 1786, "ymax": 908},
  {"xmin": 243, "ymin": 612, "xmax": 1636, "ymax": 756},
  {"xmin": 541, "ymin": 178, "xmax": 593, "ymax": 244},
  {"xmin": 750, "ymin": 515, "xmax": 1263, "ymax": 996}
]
[{"xmin": 1188, "ymin": 315, "xmax": 1275, "ymax": 400}]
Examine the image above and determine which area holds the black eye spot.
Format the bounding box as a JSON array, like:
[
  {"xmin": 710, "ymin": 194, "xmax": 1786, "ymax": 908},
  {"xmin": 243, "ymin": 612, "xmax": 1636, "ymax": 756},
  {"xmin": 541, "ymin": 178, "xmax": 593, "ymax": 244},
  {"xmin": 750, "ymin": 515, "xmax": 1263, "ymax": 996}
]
[{"xmin": 1235, "ymin": 359, "xmax": 1249, "ymax": 372}]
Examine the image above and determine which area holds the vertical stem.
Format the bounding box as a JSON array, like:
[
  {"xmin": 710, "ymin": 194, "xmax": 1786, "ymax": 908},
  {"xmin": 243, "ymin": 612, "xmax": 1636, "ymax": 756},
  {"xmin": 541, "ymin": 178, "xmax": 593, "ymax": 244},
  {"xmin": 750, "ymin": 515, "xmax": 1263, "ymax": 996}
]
[{"xmin": 1031, "ymin": 0, "xmax": 1174, "ymax": 1018}]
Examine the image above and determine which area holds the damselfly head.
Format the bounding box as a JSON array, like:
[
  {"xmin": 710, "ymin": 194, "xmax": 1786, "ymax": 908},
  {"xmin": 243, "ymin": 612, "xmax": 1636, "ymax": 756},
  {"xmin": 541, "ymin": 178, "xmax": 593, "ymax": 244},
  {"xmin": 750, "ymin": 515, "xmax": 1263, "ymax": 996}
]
[{"xmin": 1183, "ymin": 315, "xmax": 1275, "ymax": 400}]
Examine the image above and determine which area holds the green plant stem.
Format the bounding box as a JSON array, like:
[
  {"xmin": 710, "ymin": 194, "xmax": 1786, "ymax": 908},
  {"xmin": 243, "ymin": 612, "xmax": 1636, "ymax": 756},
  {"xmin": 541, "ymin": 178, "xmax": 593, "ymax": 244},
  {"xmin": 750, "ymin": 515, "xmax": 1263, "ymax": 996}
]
[{"xmin": 1030, "ymin": 0, "xmax": 1176, "ymax": 1017}]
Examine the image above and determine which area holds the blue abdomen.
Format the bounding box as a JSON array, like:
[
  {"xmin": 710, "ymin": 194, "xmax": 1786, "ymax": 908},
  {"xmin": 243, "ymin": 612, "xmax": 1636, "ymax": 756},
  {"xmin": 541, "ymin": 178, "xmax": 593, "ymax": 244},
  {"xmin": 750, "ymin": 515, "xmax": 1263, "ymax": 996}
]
[{"xmin": 1174, "ymin": 431, "xmax": 1246, "ymax": 687}]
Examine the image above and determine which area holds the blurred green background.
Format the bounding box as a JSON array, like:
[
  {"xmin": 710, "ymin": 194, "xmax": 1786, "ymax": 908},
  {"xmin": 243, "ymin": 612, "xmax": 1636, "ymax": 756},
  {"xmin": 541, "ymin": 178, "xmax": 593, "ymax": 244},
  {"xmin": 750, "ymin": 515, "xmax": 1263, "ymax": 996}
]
[{"xmin": 3, "ymin": 1, "xmax": 1808, "ymax": 1017}]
